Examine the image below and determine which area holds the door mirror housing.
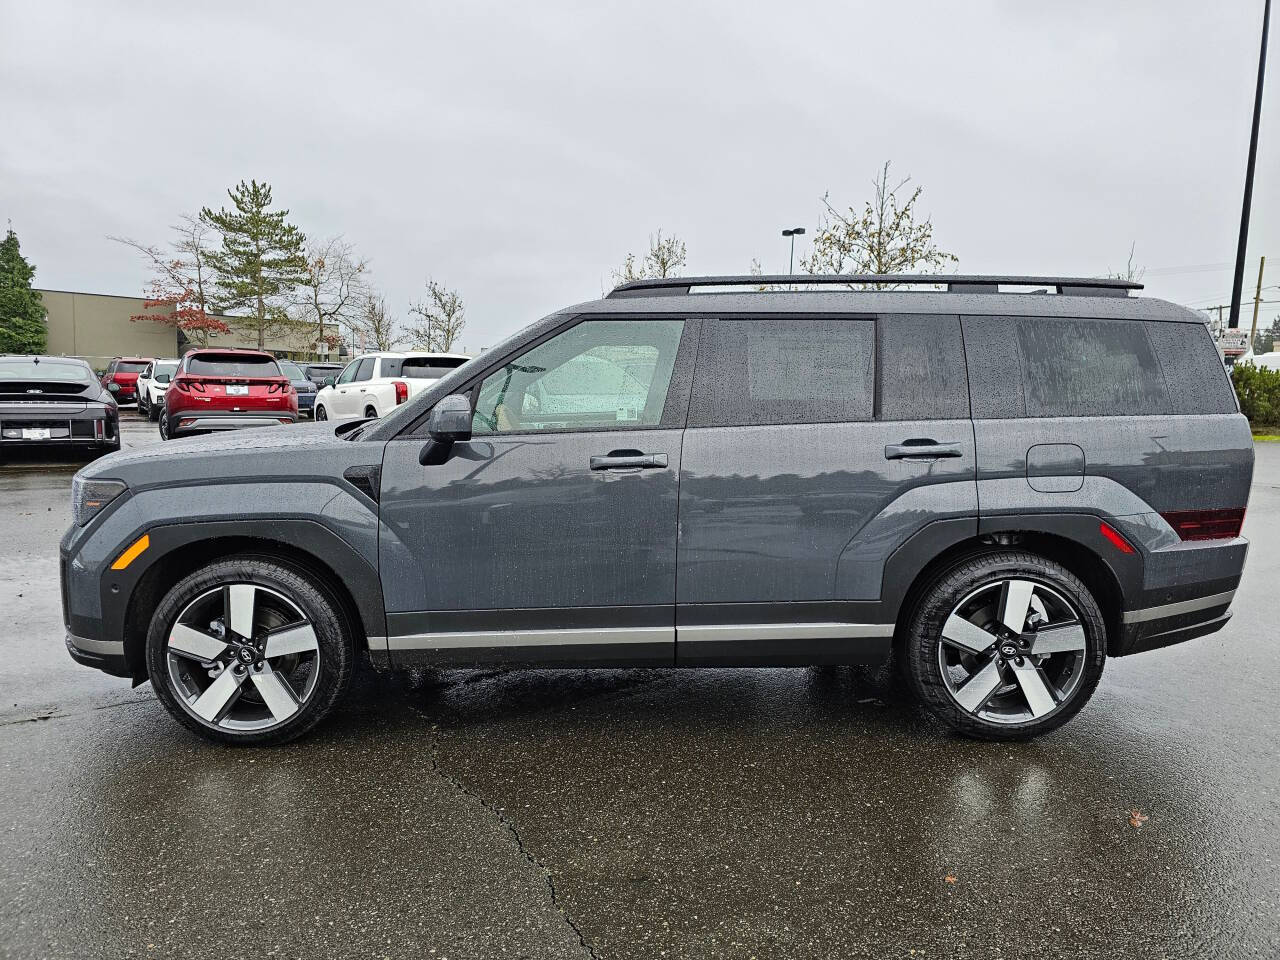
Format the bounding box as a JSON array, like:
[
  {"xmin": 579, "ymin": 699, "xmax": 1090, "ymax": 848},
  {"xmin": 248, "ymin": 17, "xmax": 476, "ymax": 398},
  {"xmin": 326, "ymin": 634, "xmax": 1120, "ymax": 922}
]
[{"xmin": 427, "ymin": 394, "xmax": 473, "ymax": 442}]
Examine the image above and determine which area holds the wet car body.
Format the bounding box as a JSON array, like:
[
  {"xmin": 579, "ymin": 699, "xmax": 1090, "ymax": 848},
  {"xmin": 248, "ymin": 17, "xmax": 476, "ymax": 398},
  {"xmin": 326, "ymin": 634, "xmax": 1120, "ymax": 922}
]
[{"xmin": 0, "ymin": 355, "xmax": 119, "ymax": 455}]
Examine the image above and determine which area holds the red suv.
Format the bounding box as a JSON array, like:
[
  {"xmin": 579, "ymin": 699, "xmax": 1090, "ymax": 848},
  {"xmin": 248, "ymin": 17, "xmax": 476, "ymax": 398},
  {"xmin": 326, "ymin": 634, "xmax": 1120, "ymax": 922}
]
[
  {"xmin": 100, "ymin": 357, "xmax": 152, "ymax": 405},
  {"xmin": 160, "ymin": 349, "xmax": 297, "ymax": 440}
]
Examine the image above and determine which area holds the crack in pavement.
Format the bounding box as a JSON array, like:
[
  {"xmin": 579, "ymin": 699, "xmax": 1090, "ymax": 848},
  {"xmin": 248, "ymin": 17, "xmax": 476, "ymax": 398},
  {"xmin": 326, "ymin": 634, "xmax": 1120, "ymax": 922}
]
[
  {"xmin": 424, "ymin": 748, "xmax": 601, "ymax": 960},
  {"xmin": 0, "ymin": 694, "xmax": 153, "ymax": 727}
]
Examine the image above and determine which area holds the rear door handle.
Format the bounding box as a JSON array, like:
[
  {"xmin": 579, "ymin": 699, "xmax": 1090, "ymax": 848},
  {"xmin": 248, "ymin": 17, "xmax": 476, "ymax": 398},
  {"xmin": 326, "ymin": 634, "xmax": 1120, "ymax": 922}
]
[
  {"xmin": 590, "ymin": 452, "xmax": 669, "ymax": 471},
  {"xmin": 885, "ymin": 440, "xmax": 963, "ymax": 461}
]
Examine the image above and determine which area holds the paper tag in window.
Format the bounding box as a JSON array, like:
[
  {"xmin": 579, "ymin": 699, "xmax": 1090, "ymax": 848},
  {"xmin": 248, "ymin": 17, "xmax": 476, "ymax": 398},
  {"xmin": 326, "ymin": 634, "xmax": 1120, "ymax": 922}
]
[{"xmin": 616, "ymin": 406, "xmax": 639, "ymax": 422}]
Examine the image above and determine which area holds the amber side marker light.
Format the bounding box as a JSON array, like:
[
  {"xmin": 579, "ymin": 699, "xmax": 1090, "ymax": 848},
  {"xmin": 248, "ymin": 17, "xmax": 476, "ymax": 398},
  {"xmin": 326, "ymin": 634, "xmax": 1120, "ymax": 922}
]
[
  {"xmin": 110, "ymin": 534, "xmax": 150, "ymax": 571},
  {"xmin": 1099, "ymin": 522, "xmax": 1135, "ymax": 554}
]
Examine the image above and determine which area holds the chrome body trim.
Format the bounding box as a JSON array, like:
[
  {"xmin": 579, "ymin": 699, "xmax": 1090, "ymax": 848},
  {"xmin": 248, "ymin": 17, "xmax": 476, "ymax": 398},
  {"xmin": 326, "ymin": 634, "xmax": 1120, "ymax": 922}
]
[
  {"xmin": 677, "ymin": 622, "xmax": 896, "ymax": 642},
  {"xmin": 366, "ymin": 634, "xmax": 389, "ymax": 653},
  {"xmin": 1122, "ymin": 589, "xmax": 1236, "ymax": 624},
  {"xmin": 177, "ymin": 416, "xmax": 292, "ymax": 431},
  {"xmin": 387, "ymin": 626, "xmax": 673, "ymax": 651},
  {"xmin": 67, "ymin": 632, "xmax": 124, "ymax": 656}
]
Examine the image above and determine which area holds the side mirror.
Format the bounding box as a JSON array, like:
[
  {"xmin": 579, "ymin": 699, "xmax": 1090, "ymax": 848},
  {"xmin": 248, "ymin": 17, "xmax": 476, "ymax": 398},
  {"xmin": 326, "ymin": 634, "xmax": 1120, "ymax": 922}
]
[
  {"xmin": 107, "ymin": 382, "xmax": 120, "ymax": 392},
  {"xmin": 420, "ymin": 394, "xmax": 473, "ymax": 465},
  {"xmin": 323, "ymin": 377, "xmax": 336, "ymax": 388},
  {"xmin": 427, "ymin": 394, "xmax": 473, "ymax": 442}
]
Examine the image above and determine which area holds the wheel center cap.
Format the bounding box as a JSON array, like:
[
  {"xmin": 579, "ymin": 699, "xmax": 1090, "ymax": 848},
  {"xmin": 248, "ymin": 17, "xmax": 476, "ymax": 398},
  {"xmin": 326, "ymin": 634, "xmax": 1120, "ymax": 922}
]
[
  {"xmin": 999, "ymin": 642, "xmax": 1019, "ymax": 659},
  {"xmin": 236, "ymin": 646, "xmax": 255, "ymax": 664}
]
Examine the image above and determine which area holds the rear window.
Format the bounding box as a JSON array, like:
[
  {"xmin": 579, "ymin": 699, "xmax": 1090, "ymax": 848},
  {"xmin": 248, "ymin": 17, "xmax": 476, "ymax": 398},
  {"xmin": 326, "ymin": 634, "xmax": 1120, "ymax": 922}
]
[
  {"xmin": 116, "ymin": 361, "xmax": 148, "ymax": 373},
  {"xmin": 381, "ymin": 356, "xmax": 470, "ymax": 379},
  {"xmin": 0, "ymin": 359, "xmax": 91, "ymax": 382},
  {"xmin": 688, "ymin": 318, "xmax": 875, "ymax": 427},
  {"xmin": 186, "ymin": 354, "xmax": 282, "ymax": 378},
  {"xmin": 1143, "ymin": 320, "xmax": 1238, "ymax": 415}
]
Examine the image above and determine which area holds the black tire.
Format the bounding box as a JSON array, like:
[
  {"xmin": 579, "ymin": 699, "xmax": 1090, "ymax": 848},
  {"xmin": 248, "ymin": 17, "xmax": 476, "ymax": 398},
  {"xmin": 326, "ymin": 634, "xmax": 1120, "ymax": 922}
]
[
  {"xmin": 158, "ymin": 412, "xmax": 170, "ymax": 440},
  {"xmin": 902, "ymin": 550, "xmax": 1106, "ymax": 740},
  {"xmin": 364, "ymin": 405, "xmax": 377, "ymax": 419},
  {"xmin": 147, "ymin": 400, "xmax": 159, "ymax": 422},
  {"xmin": 314, "ymin": 404, "xmax": 328, "ymax": 421},
  {"xmin": 146, "ymin": 556, "xmax": 355, "ymax": 746}
]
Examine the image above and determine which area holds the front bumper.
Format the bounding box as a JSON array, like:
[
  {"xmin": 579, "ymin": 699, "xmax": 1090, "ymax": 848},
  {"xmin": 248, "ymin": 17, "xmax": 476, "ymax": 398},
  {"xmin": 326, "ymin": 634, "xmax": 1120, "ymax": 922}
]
[
  {"xmin": 65, "ymin": 630, "xmax": 130, "ymax": 677},
  {"xmin": 297, "ymin": 393, "xmax": 315, "ymax": 412}
]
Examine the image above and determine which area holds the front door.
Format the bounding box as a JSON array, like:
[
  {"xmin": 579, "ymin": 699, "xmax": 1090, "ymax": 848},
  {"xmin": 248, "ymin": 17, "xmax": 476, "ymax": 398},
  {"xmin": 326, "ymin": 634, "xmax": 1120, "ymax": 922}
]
[
  {"xmin": 378, "ymin": 317, "xmax": 696, "ymax": 665},
  {"xmin": 675, "ymin": 315, "xmax": 978, "ymax": 664}
]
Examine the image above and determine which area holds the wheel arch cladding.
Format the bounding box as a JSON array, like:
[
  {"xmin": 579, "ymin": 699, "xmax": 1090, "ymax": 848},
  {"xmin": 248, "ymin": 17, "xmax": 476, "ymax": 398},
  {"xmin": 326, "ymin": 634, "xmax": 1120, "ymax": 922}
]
[
  {"xmin": 889, "ymin": 528, "xmax": 1126, "ymax": 657},
  {"xmin": 120, "ymin": 525, "xmax": 383, "ymax": 680}
]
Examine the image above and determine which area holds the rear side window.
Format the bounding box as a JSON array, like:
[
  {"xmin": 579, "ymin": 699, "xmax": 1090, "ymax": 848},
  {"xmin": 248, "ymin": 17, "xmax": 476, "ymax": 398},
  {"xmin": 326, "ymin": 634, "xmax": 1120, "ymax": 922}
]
[
  {"xmin": 1016, "ymin": 317, "xmax": 1169, "ymax": 417},
  {"xmin": 688, "ymin": 318, "xmax": 874, "ymax": 427},
  {"xmin": 381, "ymin": 356, "xmax": 470, "ymax": 379},
  {"xmin": 877, "ymin": 315, "xmax": 969, "ymax": 420},
  {"xmin": 962, "ymin": 316, "xmax": 1172, "ymax": 418},
  {"xmin": 186, "ymin": 354, "xmax": 282, "ymax": 378},
  {"xmin": 1144, "ymin": 320, "xmax": 1237, "ymax": 414},
  {"xmin": 353, "ymin": 358, "xmax": 376, "ymax": 381}
]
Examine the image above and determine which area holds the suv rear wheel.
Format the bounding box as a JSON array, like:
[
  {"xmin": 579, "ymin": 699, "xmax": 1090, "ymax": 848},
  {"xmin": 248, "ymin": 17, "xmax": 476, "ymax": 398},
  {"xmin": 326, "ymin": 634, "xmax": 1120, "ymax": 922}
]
[
  {"xmin": 903, "ymin": 550, "xmax": 1106, "ymax": 740},
  {"xmin": 145, "ymin": 556, "xmax": 355, "ymax": 745}
]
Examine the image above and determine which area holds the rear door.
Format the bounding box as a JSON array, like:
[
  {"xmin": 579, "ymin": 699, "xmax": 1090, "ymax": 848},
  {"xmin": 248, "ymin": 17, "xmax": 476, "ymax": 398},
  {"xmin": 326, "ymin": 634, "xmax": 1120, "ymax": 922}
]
[{"xmin": 674, "ymin": 314, "xmax": 978, "ymax": 664}]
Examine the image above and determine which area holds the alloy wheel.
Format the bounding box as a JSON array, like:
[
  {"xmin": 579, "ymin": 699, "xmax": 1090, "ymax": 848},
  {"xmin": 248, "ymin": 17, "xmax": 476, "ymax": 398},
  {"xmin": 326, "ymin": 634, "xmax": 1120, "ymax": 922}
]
[
  {"xmin": 314, "ymin": 405, "xmax": 327, "ymax": 421},
  {"xmin": 165, "ymin": 583, "xmax": 321, "ymax": 732},
  {"xmin": 937, "ymin": 578, "xmax": 1088, "ymax": 724}
]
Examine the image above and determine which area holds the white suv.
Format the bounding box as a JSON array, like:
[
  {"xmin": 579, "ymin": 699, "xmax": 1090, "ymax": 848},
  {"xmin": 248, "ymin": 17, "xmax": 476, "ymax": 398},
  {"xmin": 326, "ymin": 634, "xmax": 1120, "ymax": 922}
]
[
  {"xmin": 135, "ymin": 359, "xmax": 180, "ymax": 422},
  {"xmin": 313, "ymin": 352, "xmax": 471, "ymax": 422}
]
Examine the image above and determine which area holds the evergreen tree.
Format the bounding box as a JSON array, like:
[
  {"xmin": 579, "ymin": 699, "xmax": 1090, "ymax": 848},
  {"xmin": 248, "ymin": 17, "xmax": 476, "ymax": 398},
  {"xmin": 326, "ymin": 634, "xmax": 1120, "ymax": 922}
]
[
  {"xmin": 0, "ymin": 228, "xmax": 48, "ymax": 354},
  {"xmin": 200, "ymin": 180, "xmax": 308, "ymax": 349}
]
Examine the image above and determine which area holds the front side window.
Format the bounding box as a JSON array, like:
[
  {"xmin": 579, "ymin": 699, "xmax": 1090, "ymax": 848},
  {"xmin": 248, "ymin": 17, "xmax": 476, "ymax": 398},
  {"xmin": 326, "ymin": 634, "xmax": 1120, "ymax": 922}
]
[
  {"xmin": 472, "ymin": 319, "xmax": 684, "ymax": 434},
  {"xmin": 688, "ymin": 318, "xmax": 875, "ymax": 427}
]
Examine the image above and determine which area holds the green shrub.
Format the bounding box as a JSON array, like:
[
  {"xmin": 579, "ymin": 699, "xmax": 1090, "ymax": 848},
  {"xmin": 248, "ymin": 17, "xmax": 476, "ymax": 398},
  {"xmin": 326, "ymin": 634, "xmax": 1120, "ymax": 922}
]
[{"xmin": 1231, "ymin": 361, "xmax": 1280, "ymax": 427}]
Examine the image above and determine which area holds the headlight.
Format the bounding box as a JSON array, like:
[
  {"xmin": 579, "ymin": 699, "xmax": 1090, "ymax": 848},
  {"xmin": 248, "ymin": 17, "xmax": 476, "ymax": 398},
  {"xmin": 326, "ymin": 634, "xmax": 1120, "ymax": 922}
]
[{"xmin": 72, "ymin": 476, "xmax": 127, "ymax": 526}]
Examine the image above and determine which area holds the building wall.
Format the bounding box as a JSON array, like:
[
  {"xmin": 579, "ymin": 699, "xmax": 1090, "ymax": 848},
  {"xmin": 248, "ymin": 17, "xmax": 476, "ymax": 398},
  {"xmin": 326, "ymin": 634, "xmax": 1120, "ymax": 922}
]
[{"xmin": 36, "ymin": 290, "xmax": 344, "ymax": 371}]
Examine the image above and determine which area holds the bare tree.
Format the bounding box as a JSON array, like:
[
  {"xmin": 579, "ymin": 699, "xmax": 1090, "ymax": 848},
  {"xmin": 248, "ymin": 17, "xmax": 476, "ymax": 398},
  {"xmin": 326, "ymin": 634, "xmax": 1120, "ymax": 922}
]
[
  {"xmin": 406, "ymin": 280, "xmax": 466, "ymax": 351},
  {"xmin": 1107, "ymin": 242, "xmax": 1146, "ymax": 283},
  {"xmin": 612, "ymin": 229, "xmax": 687, "ymax": 284},
  {"xmin": 111, "ymin": 215, "xmax": 229, "ymax": 346},
  {"xmin": 800, "ymin": 162, "xmax": 957, "ymax": 289},
  {"xmin": 354, "ymin": 292, "xmax": 401, "ymax": 351},
  {"xmin": 294, "ymin": 236, "xmax": 370, "ymax": 355}
]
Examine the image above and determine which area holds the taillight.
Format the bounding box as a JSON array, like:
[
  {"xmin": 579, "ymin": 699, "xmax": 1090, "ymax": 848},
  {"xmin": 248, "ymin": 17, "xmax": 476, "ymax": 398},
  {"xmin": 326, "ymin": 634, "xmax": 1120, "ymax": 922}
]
[
  {"xmin": 394, "ymin": 380, "xmax": 408, "ymax": 405},
  {"xmin": 1161, "ymin": 508, "xmax": 1246, "ymax": 541}
]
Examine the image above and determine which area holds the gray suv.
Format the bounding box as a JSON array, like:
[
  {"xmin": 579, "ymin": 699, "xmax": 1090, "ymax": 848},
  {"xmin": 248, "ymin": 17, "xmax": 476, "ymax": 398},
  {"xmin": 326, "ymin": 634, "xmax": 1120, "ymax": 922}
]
[{"xmin": 60, "ymin": 275, "xmax": 1253, "ymax": 745}]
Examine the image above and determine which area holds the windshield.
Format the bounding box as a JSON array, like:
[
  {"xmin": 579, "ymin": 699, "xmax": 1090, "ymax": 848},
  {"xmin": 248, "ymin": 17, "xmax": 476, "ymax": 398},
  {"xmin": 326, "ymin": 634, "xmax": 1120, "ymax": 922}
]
[
  {"xmin": 278, "ymin": 361, "xmax": 305, "ymax": 379},
  {"xmin": 186, "ymin": 354, "xmax": 282, "ymax": 378},
  {"xmin": 0, "ymin": 359, "xmax": 92, "ymax": 382},
  {"xmin": 116, "ymin": 361, "xmax": 148, "ymax": 373}
]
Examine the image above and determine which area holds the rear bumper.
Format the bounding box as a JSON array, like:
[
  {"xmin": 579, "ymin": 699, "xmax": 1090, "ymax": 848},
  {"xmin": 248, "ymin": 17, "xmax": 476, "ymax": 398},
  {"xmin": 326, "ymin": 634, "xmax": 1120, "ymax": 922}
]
[
  {"xmin": 1115, "ymin": 587, "xmax": 1237, "ymax": 657},
  {"xmin": 167, "ymin": 411, "xmax": 297, "ymax": 435},
  {"xmin": 1, "ymin": 404, "xmax": 119, "ymax": 446}
]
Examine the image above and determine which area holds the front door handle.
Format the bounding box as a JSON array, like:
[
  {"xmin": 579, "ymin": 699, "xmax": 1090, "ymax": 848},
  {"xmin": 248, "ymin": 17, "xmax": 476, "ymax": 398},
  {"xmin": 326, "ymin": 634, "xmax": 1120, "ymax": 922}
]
[
  {"xmin": 590, "ymin": 451, "xmax": 669, "ymax": 471},
  {"xmin": 885, "ymin": 440, "xmax": 963, "ymax": 461}
]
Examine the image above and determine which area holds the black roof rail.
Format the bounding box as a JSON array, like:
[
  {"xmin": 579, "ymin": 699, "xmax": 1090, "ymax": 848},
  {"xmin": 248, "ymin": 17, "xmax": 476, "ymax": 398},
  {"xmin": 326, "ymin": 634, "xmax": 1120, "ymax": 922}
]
[{"xmin": 607, "ymin": 274, "xmax": 1143, "ymax": 298}]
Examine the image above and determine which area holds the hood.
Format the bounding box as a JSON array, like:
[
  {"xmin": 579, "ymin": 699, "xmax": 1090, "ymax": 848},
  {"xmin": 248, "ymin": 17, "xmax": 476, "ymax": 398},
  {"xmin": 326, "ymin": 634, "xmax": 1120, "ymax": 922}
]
[{"xmin": 79, "ymin": 420, "xmax": 383, "ymax": 489}]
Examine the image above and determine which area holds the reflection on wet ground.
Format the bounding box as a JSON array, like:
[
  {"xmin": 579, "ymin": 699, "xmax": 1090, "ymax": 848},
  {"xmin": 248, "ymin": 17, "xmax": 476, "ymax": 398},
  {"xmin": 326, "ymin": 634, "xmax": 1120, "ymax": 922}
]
[{"xmin": 0, "ymin": 414, "xmax": 1277, "ymax": 958}]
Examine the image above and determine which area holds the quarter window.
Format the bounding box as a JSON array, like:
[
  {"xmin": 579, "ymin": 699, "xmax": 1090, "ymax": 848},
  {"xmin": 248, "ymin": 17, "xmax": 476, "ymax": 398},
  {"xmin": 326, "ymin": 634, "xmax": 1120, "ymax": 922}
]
[
  {"xmin": 472, "ymin": 319, "xmax": 685, "ymax": 434},
  {"xmin": 688, "ymin": 318, "xmax": 875, "ymax": 427}
]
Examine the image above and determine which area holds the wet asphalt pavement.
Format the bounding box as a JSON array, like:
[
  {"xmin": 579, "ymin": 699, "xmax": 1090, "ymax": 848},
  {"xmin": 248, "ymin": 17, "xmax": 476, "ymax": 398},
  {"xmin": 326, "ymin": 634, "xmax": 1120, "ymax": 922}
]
[{"xmin": 1, "ymin": 413, "xmax": 1278, "ymax": 959}]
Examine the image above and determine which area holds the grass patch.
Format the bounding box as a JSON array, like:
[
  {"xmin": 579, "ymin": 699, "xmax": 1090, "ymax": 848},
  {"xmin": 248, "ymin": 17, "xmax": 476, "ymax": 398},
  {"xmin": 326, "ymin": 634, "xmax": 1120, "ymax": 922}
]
[{"xmin": 1251, "ymin": 428, "xmax": 1280, "ymax": 442}]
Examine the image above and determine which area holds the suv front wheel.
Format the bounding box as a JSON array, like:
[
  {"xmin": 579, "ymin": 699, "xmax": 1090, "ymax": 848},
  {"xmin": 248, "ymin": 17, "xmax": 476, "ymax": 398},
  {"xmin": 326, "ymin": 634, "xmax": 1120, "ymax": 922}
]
[
  {"xmin": 903, "ymin": 550, "xmax": 1106, "ymax": 740},
  {"xmin": 146, "ymin": 556, "xmax": 355, "ymax": 745}
]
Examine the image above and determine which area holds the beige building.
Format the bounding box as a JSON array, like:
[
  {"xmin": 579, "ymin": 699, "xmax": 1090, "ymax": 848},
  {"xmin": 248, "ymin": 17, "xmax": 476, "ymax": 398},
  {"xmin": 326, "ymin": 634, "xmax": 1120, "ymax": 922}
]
[{"xmin": 37, "ymin": 289, "xmax": 346, "ymax": 372}]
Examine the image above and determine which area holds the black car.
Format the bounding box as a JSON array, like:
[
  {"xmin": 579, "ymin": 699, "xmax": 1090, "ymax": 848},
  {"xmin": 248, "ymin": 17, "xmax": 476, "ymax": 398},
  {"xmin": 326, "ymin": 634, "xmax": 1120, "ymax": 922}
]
[
  {"xmin": 302, "ymin": 362, "xmax": 343, "ymax": 386},
  {"xmin": 1, "ymin": 355, "xmax": 120, "ymax": 457}
]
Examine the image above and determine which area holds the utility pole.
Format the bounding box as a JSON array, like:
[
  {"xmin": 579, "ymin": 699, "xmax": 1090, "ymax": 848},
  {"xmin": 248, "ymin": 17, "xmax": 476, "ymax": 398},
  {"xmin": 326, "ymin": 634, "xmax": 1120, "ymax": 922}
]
[
  {"xmin": 1249, "ymin": 255, "xmax": 1268, "ymax": 348},
  {"xmin": 1229, "ymin": 0, "xmax": 1271, "ymax": 327}
]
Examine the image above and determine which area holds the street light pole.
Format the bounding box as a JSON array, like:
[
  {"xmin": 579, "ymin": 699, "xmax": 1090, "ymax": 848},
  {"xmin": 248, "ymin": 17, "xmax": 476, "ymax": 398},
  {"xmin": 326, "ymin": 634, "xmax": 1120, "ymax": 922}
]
[
  {"xmin": 782, "ymin": 227, "xmax": 806, "ymax": 275},
  {"xmin": 1229, "ymin": 0, "xmax": 1271, "ymax": 328}
]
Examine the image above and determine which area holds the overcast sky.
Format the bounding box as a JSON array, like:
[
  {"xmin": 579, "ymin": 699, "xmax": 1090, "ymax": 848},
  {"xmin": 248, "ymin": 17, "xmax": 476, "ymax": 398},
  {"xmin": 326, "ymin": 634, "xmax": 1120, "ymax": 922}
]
[{"xmin": 2, "ymin": 1, "xmax": 1276, "ymax": 349}]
